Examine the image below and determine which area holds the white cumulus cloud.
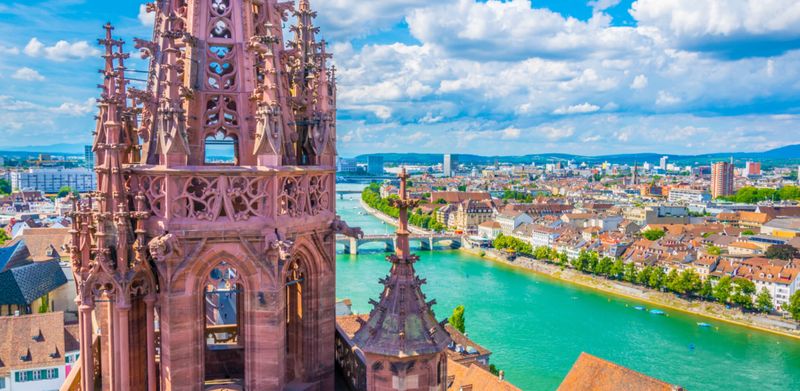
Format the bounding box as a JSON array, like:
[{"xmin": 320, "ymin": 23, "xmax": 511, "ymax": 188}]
[
  {"xmin": 630, "ymin": 74, "xmax": 648, "ymax": 89},
  {"xmin": 138, "ymin": 4, "xmax": 155, "ymax": 27},
  {"xmin": 553, "ymin": 103, "xmax": 601, "ymax": 115},
  {"xmin": 24, "ymin": 38, "xmax": 100, "ymax": 62},
  {"xmin": 51, "ymin": 98, "xmax": 96, "ymax": 116},
  {"xmin": 12, "ymin": 67, "xmax": 45, "ymax": 81}
]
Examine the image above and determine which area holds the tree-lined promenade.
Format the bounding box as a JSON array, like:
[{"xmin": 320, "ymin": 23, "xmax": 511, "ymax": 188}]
[
  {"xmin": 492, "ymin": 234, "xmax": 800, "ymax": 321},
  {"xmin": 361, "ymin": 183, "xmax": 446, "ymax": 232}
]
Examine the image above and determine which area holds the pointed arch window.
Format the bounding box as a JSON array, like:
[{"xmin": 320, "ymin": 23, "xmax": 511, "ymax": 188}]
[{"xmin": 204, "ymin": 130, "xmax": 238, "ymax": 165}]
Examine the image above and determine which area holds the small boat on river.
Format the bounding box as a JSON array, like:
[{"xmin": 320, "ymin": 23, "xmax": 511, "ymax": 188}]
[
  {"xmin": 697, "ymin": 322, "xmax": 711, "ymax": 328},
  {"xmin": 650, "ymin": 309, "xmax": 665, "ymax": 315},
  {"xmin": 634, "ymin": 306, "xmax": 646, "ymax": 311}
]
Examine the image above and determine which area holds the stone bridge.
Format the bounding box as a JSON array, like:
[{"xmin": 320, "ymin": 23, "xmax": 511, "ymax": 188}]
[
  {"xmin": 335, "ymin": 189, "xmax": 362, "ymax": 199},
  {"xmin": 336, "ymin": 234, "xmax": 462, "ymax": 255}
]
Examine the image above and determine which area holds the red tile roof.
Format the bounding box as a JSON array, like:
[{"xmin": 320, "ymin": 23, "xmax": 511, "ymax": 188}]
[{"xmin": 558, "ymin": 352, "xmax": 684, "ymax": 391}]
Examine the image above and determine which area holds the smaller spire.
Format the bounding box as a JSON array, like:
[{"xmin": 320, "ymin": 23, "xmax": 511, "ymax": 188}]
[{"xmin": 353, "ymin": 167, "xmax": 450, "ymax": 358}]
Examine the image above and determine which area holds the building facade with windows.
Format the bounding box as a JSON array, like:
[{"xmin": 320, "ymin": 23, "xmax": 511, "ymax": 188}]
[
  {"xmin": 711, "ymin": 161, "xmax": 734, "ymax": 199},
  {"xmin": 9, "ymin": 168, "xmax": 96, "ymax": 194}
]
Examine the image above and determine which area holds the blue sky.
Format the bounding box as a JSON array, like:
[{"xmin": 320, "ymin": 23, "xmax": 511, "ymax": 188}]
[{"xmin": 1, "ymin": 0, "xmax": 800, "ymax": 157}]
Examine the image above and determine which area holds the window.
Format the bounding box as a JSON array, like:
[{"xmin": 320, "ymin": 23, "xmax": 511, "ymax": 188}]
[
  {"xmin": 0, "ymin": 377, "xmax": 5, "ymax": 388},
  {"xmin": 14, "ymin": 368, "xmax": 59, "ymax": 382},
  {"xmin": 204, "ymin": 130, "xmax": 238, "ymax": 165}
]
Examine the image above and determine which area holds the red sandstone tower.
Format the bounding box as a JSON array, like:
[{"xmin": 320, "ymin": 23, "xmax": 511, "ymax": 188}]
[
  {"xmin": 352, "ymin": 169, "xmax": 451, "ymax": 391},
  {"xmin": 69, "ymin": 1, "xmax": 352, "ymax": 390}
]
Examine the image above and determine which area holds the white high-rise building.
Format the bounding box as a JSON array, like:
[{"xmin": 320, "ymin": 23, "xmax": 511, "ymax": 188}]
[
  {"xmin": 659, "ymin": 156, "xmax": 669, "ymax": 170},
  {"xmin": 443, "ymin": 154, "xmax": 455, "ymax": 177}
]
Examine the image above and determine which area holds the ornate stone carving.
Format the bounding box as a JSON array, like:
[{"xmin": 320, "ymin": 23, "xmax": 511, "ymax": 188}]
[
  {"xmin": 148, "ymin": 233, "xmax": 180, "ymax": 262},
  {"xmin": 331, "ymin": 215, "xmax": 363, "ymax": 239}
]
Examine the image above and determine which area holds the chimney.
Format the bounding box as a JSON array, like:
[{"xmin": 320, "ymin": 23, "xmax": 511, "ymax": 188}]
[{"xmin": 499, "ymin": 370, "xmax": 505, "ymax": 381}]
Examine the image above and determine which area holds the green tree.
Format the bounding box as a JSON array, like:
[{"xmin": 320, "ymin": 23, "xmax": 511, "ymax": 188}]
[
  {"xmin": 0, "ymin": 178, "xmax": 10, "ymax": 195},
  {"xmin": 664, "ymin": 269, "xmax": 680, "ymax": 292},
  {"xmin": 755, "ymin": 288, "xmax": 773, "ymax": 314},
  {"xmin": 741, "ymin": 230, "xmax": 755, "ymax": 236},
  {"xmin": 572, "ymin": 251, "xmax": 590, "ymax": 272},
  {"xmin": 609, "ymin": 259, "xmax": 624, "ymax": 279},
  {"xmin": 765, "ymin": 244, "xmax": 799, "ymax": 261},
  {"xmin": 37, "ymin": 293, "xmax": 49, "ymax": 314},
  {"xmin": 596, "ymin": 257, "xmax": 613, "ymax": 276},
  {"xmin": 488, "ymin": 364, "xmax": 500, "ymax": 376},
  {"xmin": 731, "ymin": 278, "xmax": 756, "ymax": 310},
  {"xmin": 534, "ymin": 246, "xmax": 551, "ymax": 261},
  {"xmin": 706, "ymin": 246, "xmax": 722, "ymax": 256},
  {"xmin": 457, "ymin": 185, "xmax": 467, "ymax": 192},
  {"xmin": 787, "ymin": 291, "xmax": 800, "ymax": 321},
  {"xmin": 648, "ymin": 267, "xmax": 666, "ymax": 290},
  {"xmin": 0, "ymin": 230, "xmax": 10, "ymax": 246},
  {"xmin": 623, "ymin": 262, "xmax": 637, "ymax": 282},
  {"xmin": 449, "ymin": 305, "xmax": 465, "ymax": 333},
  {"xmin": 642, "ymin": 229, "xmax": 666, "ymax": 241},
  {"xmin": 680, "ymin": 270, "xmax": 703, "ymax": 297},
  {"xmin": 713, "ymin": 276, "xmax": 733, "ymax": 303},
  {"xmin": 699, "ymin": 279, "xmax": 713, "ymax": 299},
  {"xmin": 57, "ymin": 186, "xmax": 77, "ymax": 198},
  {"xmin": 637, "ymin": 266, "xmax": 653, "ymax": 286}
]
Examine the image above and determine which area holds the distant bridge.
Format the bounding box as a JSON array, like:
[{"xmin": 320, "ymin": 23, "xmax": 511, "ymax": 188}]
[
  {"xmin": 335, "ymin": 189, "xmax": 362, "ymax": 199},
  {"xmin": 336, "ymin": 234, "xmax": 462, "ymax": 255}
]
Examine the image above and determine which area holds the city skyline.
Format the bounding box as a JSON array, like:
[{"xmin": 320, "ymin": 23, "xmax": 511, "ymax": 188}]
[{"xmin": 2, "ymin": 0, "xmax": 800, "ymax": 156}]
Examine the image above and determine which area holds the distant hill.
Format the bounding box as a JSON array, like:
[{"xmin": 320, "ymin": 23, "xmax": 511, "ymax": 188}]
[
  {"xmin": 354, "ymin": 144, "xmax": 800, "ymax": 167},
  {"xmin": 0, "ymin": 143, "xmax": 86, "ymax": 156}
]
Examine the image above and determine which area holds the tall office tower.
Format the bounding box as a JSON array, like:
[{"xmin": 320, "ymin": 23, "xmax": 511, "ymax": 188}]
[
  {"xmin": 711, "ymin": 161, "xmax": 735, "ymax": 198},
  {"xmin": 659, "ymin": 156, "xmax": 669, "ymax": 170}
]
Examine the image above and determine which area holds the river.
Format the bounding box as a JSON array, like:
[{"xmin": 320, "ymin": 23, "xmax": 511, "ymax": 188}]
[{"xmin": 334, "ymin": 184, "xmax": 800, "ymax": 390}]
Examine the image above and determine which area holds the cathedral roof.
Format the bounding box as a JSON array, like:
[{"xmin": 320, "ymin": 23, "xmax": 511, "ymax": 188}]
[{"xmin": 353, "ymin": 169, "xmax": 451, "ymax": 358}]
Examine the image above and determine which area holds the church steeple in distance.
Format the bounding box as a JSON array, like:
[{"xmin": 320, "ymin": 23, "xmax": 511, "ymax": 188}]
[{"xmin": 353, "ymin": 167, "xmax": 451, "ymax": 390}]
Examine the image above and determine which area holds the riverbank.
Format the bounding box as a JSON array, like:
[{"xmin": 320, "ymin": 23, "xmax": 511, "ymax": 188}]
[
  {"xmin": 358, "ymin": 198, "xmax": 432, "ymax": 234},
  {"xmin": 460, "ymin": 246, "xmax": 800, "ymax": 340},
  {"xmin": 354, "ymin": 195, "xmax": 800, "ymax": 339}
]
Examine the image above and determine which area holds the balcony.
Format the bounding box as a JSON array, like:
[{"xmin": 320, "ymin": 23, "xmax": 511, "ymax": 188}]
[{"xmin": 125, "ymin": 166, "xmax": 335, "ymax": 228}]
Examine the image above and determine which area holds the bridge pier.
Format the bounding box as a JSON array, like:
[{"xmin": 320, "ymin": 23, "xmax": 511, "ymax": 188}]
[
  {"xmin": 350, "ymin": 238, "xmax": 359, "ymax": 255},
  {"xmin": 419, "ymin": 237, "xmax": 432, "ymax": 251}
]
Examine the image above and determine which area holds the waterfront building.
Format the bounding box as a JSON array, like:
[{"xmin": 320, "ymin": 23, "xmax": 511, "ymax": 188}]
[
  {"xmin": 478, "ymin": 221, "xmax": 502, "ymax": 239},
  {"xmin": 711, "ymin": 162, "xmax": 735, "ymax": 198},
  {"xmin": 736, "ymin": 257, "xmax": 800, "ymax": 312},
  {"xmin": 9, "ymin": 168, "xmax": 96, "ymax": 194},
  {"xmin": 450, "ymin": 200, "xmax": 495, "ymax": 233},
  {"xmin": 367, "ymin": 155, "xmax": 384, "ymax": 175},
  {"xmin": 337, "ymin": 157, "xmax": 358, "ymax": 173},
  {"xmin": 530, "ymin": 225, "xmax": 562, "ymax": 248},
  {"xmin": 65, "ymin": 1, "xmax": 362, "ymax": 389},
  {"xmin": 495, "ymin": 211, "xmax": 534, "ymax": 235}
]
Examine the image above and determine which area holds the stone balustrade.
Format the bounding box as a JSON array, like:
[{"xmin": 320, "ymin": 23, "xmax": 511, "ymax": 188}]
[{"xmin": 124, "ymin": 166, "xmax": 335, "ymax": 226}]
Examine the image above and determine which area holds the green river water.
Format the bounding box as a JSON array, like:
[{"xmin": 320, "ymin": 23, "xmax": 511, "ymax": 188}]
[{"xmin": 334, "ymin": 185, "xmax": 800, "ymax": 390}]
